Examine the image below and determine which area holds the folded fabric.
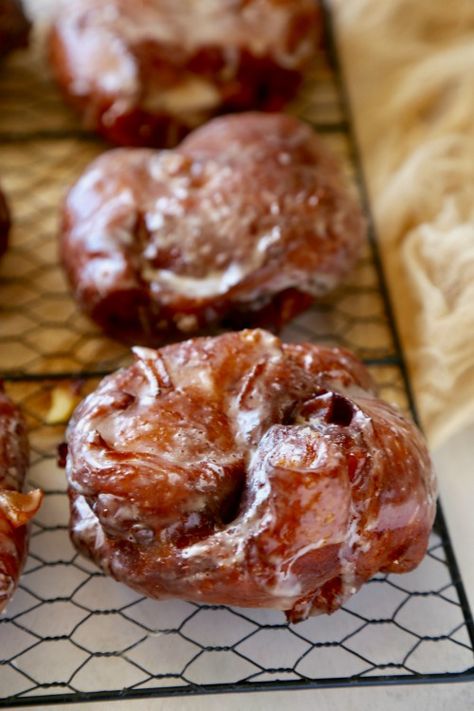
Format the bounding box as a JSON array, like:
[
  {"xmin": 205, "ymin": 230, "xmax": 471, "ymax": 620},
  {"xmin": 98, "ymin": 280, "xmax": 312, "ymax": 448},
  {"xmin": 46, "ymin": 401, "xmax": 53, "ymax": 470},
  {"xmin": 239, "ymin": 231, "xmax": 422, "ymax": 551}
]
[{"xmin": 333, "ymin": 0, "xmax": 474, "ymax": 447}]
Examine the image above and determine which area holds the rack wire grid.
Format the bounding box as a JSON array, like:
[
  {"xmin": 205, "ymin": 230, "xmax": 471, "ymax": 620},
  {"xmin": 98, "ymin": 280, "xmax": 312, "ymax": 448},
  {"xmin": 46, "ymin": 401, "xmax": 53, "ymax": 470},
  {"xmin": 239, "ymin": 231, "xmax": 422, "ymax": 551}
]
[{"xmin": 0, "ymin": 1, "xmax": 473, "ymax": 706}]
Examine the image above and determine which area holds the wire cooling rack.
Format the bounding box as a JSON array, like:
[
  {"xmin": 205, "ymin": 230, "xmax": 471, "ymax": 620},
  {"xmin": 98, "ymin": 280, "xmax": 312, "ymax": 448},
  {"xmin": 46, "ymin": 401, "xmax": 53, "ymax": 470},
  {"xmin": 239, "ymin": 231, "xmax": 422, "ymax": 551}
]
[{"xmin": 0, "ymin": 1, "xmax": 473, "ymax": 706}]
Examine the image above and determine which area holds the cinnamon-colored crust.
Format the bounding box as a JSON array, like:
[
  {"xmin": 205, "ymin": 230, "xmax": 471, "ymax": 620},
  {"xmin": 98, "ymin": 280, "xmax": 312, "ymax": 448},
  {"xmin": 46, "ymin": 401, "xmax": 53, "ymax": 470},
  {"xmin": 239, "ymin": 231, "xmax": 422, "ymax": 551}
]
[
  {"xmin": 0, "ymin": 385, "xmax": 42, "ymax": 613},
  {"xmin": 60, "ymin": 113, "xmax": 365, "ymax": 345},
  {"xmin": 0, "ymin": 0, "xmax": 30, "ymax": 60},
  {"xmin": 65, "ymin": 330, "xmax": 436, "ymax": 622},
  {"xmin": 48, "ymin": 0, "xmax": 320, "ymax": 146},
  {"xmin": 0, "ymin": 187, "xmax": 10, "ymax": 259}
]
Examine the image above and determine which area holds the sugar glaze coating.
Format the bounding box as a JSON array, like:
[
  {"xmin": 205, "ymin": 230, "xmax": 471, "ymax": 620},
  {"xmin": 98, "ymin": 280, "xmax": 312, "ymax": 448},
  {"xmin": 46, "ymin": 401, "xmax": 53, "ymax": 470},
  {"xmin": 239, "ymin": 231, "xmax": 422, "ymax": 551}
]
[
  {"xmin": 65, "ymin": 330, "xmax": 436, "ymax": 621},
  {"xmin": 48, "ymin": 0, "xmax": 320, "ymax": 146},
  {"xmin": 61, "ymin": 113, "xmax": 365, "ymax": 345},
  {"xmin": 0, "ymin": 386, "xmax": 42, "ymax": 613}
]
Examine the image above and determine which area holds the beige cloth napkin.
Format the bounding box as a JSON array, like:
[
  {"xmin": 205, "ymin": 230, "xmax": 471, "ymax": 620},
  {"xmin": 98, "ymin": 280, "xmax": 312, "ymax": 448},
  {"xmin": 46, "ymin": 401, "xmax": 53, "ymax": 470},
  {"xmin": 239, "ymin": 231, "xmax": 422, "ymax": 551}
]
[{"xmin": 333, "ymin": 0, "xmax": 474, "ymax": 447}]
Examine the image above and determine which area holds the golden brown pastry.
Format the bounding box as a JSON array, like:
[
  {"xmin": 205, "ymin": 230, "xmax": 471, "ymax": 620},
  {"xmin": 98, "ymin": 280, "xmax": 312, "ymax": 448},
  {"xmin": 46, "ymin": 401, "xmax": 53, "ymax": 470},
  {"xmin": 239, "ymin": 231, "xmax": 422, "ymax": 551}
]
[
  {"xmin": 60, "ymin": 113, "xmax": 365, "ymax": 345},
  {"xmin": 0, "ymin": 385, "xmax": 43, "ymax": 613},
  {"xmin": 64, "ymin": 330, "xmax": 436, "ymax": 622},
  {"xmin": 48, "ymin": 0, "xmax": 320, "ymax": 146}
]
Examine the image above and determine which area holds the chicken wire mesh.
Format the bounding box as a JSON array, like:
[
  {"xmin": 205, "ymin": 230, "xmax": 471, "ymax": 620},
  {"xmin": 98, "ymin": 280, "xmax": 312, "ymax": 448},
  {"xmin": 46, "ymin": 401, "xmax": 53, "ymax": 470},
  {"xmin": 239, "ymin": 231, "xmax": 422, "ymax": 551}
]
[
  {"xmin": 0, "ymin": 0, "xmax": 473, "ymax": 706},
  {"xmin": 0, "ymin": 132, "xmax": 394, "ymax": 377}
]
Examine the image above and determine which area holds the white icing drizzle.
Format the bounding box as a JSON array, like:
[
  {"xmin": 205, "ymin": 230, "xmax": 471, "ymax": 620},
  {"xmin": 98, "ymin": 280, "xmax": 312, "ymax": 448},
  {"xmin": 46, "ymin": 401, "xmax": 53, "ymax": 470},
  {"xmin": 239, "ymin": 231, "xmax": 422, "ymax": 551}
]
[
  {"xmin": 0, "ymin": 390, "xmax": 33, "ymax": 614},
  {"xmin": 64, "ymin": 114, "xmax": 365, "ymax": 331},
  {"xmin": 55, "ymin": 0, "xmax": 318, "ymax": 110},
  {"xmin": 66, "ymin": 330, "xmax": 437, "ymax": 617},
  {"xmin": 142, "ymin": 263, "xmax": 248, "ymax": 299}
]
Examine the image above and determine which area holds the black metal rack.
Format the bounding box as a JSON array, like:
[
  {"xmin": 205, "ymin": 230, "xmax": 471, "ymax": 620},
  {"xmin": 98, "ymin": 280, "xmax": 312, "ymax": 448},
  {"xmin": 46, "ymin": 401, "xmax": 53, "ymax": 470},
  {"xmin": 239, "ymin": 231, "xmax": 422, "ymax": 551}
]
[{"xmin": 0, "ymin": 2, "xmax": 473, "ymax": 706}]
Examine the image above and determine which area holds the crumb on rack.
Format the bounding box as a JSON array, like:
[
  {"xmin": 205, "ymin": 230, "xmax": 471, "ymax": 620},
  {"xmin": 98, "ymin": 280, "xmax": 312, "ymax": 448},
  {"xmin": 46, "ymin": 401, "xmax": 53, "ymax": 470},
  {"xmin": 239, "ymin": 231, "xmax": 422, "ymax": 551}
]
[{"xmin": 45, "ymin": 383, "xmax": 82, "ymax": 425}]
